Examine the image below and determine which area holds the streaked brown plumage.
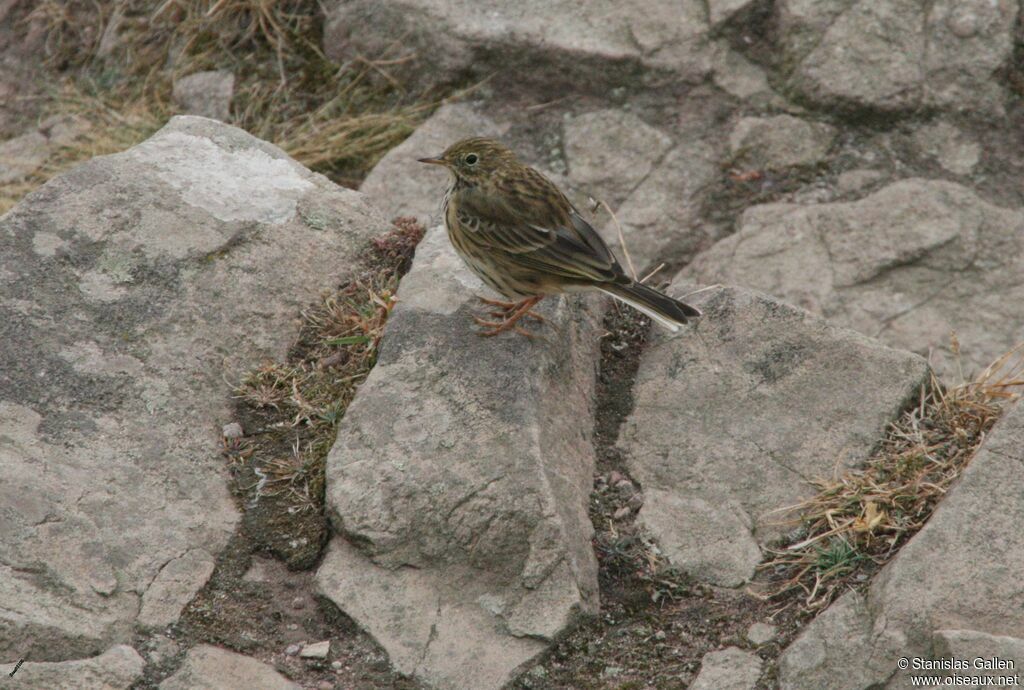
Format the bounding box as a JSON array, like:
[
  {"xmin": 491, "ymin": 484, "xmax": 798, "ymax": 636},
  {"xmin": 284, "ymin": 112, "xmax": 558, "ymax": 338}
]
[{"xmin": 418, "ymin": 137, "xmax": 701, "ymax": 336}]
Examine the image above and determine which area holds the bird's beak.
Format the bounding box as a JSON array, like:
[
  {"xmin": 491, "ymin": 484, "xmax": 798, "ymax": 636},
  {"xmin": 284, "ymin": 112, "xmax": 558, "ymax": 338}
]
[{"xmin": 417, "ymin": 156, "xmax": 445, "ymax": 166}]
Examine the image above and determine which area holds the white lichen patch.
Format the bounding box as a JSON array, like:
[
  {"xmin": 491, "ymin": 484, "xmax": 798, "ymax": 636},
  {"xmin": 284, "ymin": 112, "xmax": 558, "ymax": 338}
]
[{"xmin": 133, "ymin": 132, "xmax": 314, "ymax": 225}]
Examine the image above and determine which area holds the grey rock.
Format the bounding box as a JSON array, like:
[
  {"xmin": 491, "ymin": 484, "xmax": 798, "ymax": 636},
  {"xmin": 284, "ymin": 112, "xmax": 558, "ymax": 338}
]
[
  {"xmin": 710, "ymin": 42, "xmax": 790, "ymax": 107},
  {"xmin": 601, "ymin": 139, "xmax": 720, "ymax": 272},
  {"xmin": 0, "ymin": 130, "xmax": 47, "ymax": 183},
  {"xmin": 222, "ymin": 422, "xmax": 244, "ymax": 439},
  {"xmin": 172, "ymin": 70, "xmax": 235, "ymax": 122},
  {"xmin": 708, "ymin": 0, "xmax": 758, "ymax": 29},
  {"xmin": 316, "ymin": 226, "xmax": 602, "ymax": 690},
  {"xmin": 779, "ymin": 0, "xmax": 1017, "ymax": 114},
  {"xmin": 779, "ymin": 399, "xmax": 1024, "ymax": 690},
  {"xmin": 930, "ymin": 630, "xmax": 1024, "ymax": 688},
  {"xmin": 285, "ymin": 644, "xmax": 301, "ymax": 657},
  {"xmin": 684, "ymin": 178, "xmax": 1024, "ymax": 379},
  {"xmin": 300, "ymin": 640, "xmax": 330, "ymax": 659},
  {"xmin": 836, "ymin": 169, "xmax": 886, "ymax": 195},
  {"xmin": 0, "ymin": 645, "xmax": 144, "ymax": 689},
  {"xmin": 159, "ymin": 645, "xmax": 299, "ymax": 690},
  {"xmin": 0, "ymin": 116, "xmax": 391, "ymax": 662},
  {"xmin": 360, "ymin": 103, "xmax": 506, "ymax": 225},
  {"xmin": 564, "ymin": 109, "xmax": 673, "ymax": 207},
  {"xmin": 729, "ymin": 115, "xmax": 836, "ymax": 170},
  {"xmin": 322, "ymin": 0, "xmax": 712, "ymax": 92},
  {"xmin": 747, "ymin": 622, "xmax": 777, "ymax": 645},
  {"xmin": 778, "ymin": 591, "xmax": 886, "ymax": 690},
  {"xmin": 691, "ymin": 646, "xmax": 763, "ymax": 690},
  {"xmin": 138, "ymin": 550, "xmax": 216, "ymax": 629},
  {"xmin": 912, "ymin": 121, "xmax": 981, "ymax": 175},
  {"xmin": 618, "ymin": 286, "xmax": 928, "ymax": 586}
]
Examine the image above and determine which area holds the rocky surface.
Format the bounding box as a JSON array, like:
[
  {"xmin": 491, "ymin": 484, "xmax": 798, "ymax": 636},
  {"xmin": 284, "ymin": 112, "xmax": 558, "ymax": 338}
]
[
  {"xmin": 172, "ymin": 70, "xmax": 235, "ymax": 122},
  {"xmin": 322, "ymin": 0, "xmax": 712, "ymax": 91},
  {"xmin": 158, "ymin": 645, "xmax": 299, "ymax": 690},
  {"xmin": 618, "ymin": 286, "xmax": 929, "ymax": 586},
  {"xmin": 779, "ymin": 399, "xmax": 1024, "ymax": 689},
  {"xmin": 0, "ymin": 644, "xmax": 145, "ymax": 690},
  {"xmin": 360, "ymin": 103, "xmax": 507, "ymax": 225},
  {"xmin": 729, "ymin": 114, "xmax": 836, "ymax": 170},
  {"xmin": 0, "ymin": 116, "xmax": 391, "ymax": 662},
  {"xmin": 684, "ymin": 179, "xmax": 1024, "ymax": 379},
  {"xmin": 563, "ymin": 108, "xmax": 674, "ymax": 206},
  {"xmin": 691, "ymin": 646, "xmax": 763, "ymax": 690},
  {"xmin": 778, "ymin": 0, "xmax": 1018, "ymax": 114},
  {"xmin": 316, "ymin": 226, "xmax": 603, "ymax": 689}
]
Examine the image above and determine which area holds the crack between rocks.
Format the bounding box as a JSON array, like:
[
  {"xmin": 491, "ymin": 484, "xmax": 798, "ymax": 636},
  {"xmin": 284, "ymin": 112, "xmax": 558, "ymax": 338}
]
[{"xmin": 417, "ymin": 597, "xmax": 443, "ymax": 668}]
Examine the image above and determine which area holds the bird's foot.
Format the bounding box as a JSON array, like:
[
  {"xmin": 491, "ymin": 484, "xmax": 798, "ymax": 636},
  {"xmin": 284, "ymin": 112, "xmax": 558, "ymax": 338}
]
[
  {"xmin": 476, "ymin": 296, "xmax": 547, "ymax": 323},
  {"xmin": 472, "ymin": 296, "xmax": 545, "ymax": 337}
]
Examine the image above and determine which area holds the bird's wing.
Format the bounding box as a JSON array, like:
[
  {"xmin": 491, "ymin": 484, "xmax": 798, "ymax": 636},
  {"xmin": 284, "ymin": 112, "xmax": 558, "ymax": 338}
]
[{"xmin": 454, "ymin": 168, "xmax": 625, "ymax": 284}]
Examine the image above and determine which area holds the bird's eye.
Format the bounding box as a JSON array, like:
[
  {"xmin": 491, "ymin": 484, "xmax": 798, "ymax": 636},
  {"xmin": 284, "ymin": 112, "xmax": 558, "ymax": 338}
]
[{"xmin": 464, "ymin": 153, "xmax": 479, "ymax": 165}]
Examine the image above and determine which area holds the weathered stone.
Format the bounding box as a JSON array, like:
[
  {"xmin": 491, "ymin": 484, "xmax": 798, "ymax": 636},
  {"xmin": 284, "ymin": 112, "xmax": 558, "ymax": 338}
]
[
  {"xmin": 778, "ymin": 591, "xmax": 886, "ymax": 690},
  {"xmin": 322, "ymin": 0, "xmax": 712, "ymax": 92},
  {"xmin": 0, "ymin": 645, "xmax": 144, "ymax": 690},
  {"xmin": 0, "ymin": 116, "xmax": 391, "ymax": 662},
  {"xmin": 360, "ymin": 103, "xmax": 506, "ymax": 225},
  {"xmin": 159, "ymin": 645, "xmax": 299, "ymax": 690},
  {"xmin": 931, "ymin": 630, "xmax": 1024, "ymax": 687},
  {"xmin": 564, "ymin": 109, "xmax": 673, "ymax": 207},
  {"xmin": 708, "ymin": 0, "xmax": 758, "ymax": 29},
  {"xmin": 779, "ymin": 399, "xmax": 1024, "ymax": 689},
  {"xmin": 316, "ymin": 226, "xmax": 601, "ymax": 690},
  {"xmin": 691, "ymin": 646, "xmax": 763, "ymax": 690},
  {"xmin": 779, "ymin": 0, "xmax": 1017, "ymax": 114},
  {"xmin": 0, "ymin": 130, "xmax": 47, "ymax": 183},
  {"xmin": 299, "ymin": 640, "xmax": 330, "ymax": 659},
  {"xmin": 618, "ymin": 286, "xmax": 928, "ymax": 586},
  {"xmin": 710, "ymin": 42, "xmax": 787, "ymax": 107},
  {"xmin": 684, "ymin": 178, "xmax": 1024, "ymax": 379},
  {"xmin": 836, "ymin": 169, "xmax": 886, "ymax": 195},
  {"xmin": 747, "ymin": 622, "xmax": 777, "ymax": 645},
  {"xmin": 601, "ymin": 139, "xmax": 719, "ymax": 271},
  {"xmin": 729, "ymin": 115, "xmax": 836, "ymax": 169},
  {"xmin": 912, "ymin": 121, "xmax": 981, "ymax": 175},
  {"xmin": 172, "ymin": 70, "xmax": 235, "ymax": 122},
  {"xmin": 138, "ymin": 549, "xmax": 216, "ymax": 629}
]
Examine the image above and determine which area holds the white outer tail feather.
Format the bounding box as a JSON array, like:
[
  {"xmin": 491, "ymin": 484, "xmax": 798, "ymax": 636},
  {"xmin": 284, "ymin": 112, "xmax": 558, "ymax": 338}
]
[{"xmin": 598, "ymin": 288, "xmax": 683, "ymax": 333}]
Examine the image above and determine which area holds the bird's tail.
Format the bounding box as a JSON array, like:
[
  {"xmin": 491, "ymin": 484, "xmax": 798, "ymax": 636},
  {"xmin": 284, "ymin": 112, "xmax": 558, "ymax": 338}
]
[{"xmin": 600, "ymin": 282, "xmax": 702, "ymax": 333}]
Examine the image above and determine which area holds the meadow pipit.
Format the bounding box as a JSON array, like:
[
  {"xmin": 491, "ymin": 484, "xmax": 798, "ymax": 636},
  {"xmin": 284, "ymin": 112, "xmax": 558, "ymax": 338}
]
[{"xmin": 419, "ymin": 137, "xmax": 700, "ymax": 336}]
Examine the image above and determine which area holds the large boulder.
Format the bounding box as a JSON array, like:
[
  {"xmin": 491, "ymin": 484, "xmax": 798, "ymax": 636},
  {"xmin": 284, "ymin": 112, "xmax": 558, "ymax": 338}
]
[
  {"xmin": 779, "ymin": 399, "xmax": 1024, "ymax": 689},
  {"xmin": 777, "ymin": 0, "xmax": 1018, "ymax": 114},
  {"xmin": 321, "ymin": 0, "xmax": 712, "ymax": 92},
  {"xmin": 316, "ymin": 227, "xmax": 602, "ymax": 689},
  {"xmin": 0, "ymin": 116, "xmax": 392, "ymax": 662},
  {"xmin": 617, "ymin": 286, "xmax": 929, "ymax": 586},
  {"xmin": 684, "ymin": 179, "xmax": 1024, "ymax": 379}
]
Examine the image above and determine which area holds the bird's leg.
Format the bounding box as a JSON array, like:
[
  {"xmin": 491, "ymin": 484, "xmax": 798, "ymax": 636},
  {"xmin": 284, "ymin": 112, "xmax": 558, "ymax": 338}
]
[
  {"xmin": 473, "ymin": 296, "xmax": 546, "ymax": 337},
  {"xmin": 477, "ymin": 296, "xmax": 546, "ymax": 323}
]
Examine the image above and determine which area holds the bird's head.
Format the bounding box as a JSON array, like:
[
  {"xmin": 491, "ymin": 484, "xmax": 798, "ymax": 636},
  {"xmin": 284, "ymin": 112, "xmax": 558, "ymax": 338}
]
[{"xmin": 418, "ymin": 137, "xmax": 518, "ymax": 184}]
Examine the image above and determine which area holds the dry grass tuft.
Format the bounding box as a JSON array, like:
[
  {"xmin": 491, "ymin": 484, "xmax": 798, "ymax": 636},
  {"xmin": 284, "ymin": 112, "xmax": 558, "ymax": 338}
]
[
  {"xmin": 753, "ymin": 340, "xmax": 1024, "ymax": 610},
  {"xmin": 3, "ymin": 1, "xmax": 445, "ymax": 211},
  {"xmin": 231, "ymin": 218, "xmax": 425, "ymax": 512}
]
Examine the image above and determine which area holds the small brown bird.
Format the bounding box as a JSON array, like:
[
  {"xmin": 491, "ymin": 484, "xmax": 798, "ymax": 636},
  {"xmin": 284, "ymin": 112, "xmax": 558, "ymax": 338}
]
[{"xmin": 419, "ymin": 137, "xmax": 701, "ymax": 336}]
